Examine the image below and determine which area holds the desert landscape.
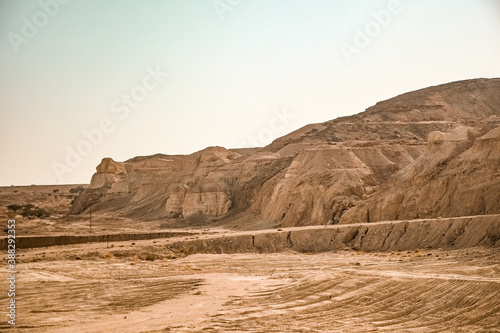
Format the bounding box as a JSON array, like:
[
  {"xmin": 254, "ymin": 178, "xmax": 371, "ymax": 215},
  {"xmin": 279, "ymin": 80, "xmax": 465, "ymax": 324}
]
[{"xmin": 1, "ymin": 78, "xmax": 500, "ymax": 332}]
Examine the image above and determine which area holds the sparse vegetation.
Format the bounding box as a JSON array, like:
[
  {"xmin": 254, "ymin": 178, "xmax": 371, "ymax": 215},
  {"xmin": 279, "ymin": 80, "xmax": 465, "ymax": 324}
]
[
  {"xmin": 69, "ymin": 186, "xmax": 86, "ymax": 194},
  {"xmin": 6, "ymin": 203, "xmax": 50, "ymax": 219},
  {"xmin": 184, "ymin": 211, "xmax": 207, "ymax": 225},
  {"xmin": 6, "ymin": 204, "xmax": 23, "ymax": 211}
]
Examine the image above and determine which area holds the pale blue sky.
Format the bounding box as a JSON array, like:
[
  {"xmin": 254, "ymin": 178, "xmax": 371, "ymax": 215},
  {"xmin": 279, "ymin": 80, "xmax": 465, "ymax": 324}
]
[{"xmin": 1, "ymin": 0, "xmax": 499, "ymax": 185}]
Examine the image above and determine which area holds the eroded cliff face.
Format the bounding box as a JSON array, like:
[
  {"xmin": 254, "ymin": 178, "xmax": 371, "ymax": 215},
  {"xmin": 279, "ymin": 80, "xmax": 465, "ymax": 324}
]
[
  {"xmin": 71, "ymin": 141, "xmax": 423, "ymax": 225},
  {"xmin": 253, "ymin": 144, "xmax": 421, "ymax": 227},
  {"xmin": 71, "ymin": 78, "xmax": 500, "ymax": 226},
  {"xmin": 340, "ymin": 125, "xmax": 500, "ymax": 223},
  {"xmin": 70, "ymin": 147, "xmax": 292, "ymax": 221}
]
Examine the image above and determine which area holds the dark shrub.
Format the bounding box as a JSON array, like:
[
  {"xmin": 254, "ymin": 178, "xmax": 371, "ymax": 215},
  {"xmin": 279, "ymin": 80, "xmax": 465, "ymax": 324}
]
[
  {"xmin": 69, "ymin": 186, "xmax": 86, "ymax": 194},
  {"xmin": 6, "ymin": 203, "xmax": 50, "ymax": 219}
]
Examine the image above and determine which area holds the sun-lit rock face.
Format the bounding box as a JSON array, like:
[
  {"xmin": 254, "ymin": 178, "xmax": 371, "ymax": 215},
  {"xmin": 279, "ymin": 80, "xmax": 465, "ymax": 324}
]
[
  {"xmin": 182, "ymin": 190, "xmax": 232, "ymax": 217},
  {"xmin": 164, "ymin": 185, "xmax": 232, "ymax": 218},
  {"xmin": 341, "ymin": 125, "xmax": 500, "ymax": 223},
  {"xmin": 72, "ymin": 78, "xmax": 500, "ymax": 226},
  {"xmin": 89, "ymin": 158, "xmax": 133, "ymax": 189},
  {"xmin": 95, "ymin": 157, "xmax": 131, "ymax": 174}
]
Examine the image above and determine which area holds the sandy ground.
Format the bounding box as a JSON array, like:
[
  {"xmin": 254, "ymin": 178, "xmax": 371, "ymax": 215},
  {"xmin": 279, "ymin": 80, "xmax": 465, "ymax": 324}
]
[{"xmin": 1, "ymin": 242, "xmax": 499, "ymax": 332}]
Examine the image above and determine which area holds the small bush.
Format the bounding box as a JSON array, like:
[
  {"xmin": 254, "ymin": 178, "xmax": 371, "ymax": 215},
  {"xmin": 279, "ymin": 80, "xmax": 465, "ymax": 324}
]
[
  {"xmin": 184, "ymin": 211, "xmax": 207, "ymax": 225},
  {"xmin": 6, "ymin": 204, "xmax": 23, "ymax": 211},
  {"xmin": 69, "ymin": 186, "xmax": 85, "ymax": 194}
]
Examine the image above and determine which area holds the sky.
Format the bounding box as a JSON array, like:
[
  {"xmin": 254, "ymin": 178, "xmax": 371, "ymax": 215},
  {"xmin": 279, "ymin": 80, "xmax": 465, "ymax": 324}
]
[{"xmin": 1, "ymin": 0, "xmax": 499, "ymax": 186}]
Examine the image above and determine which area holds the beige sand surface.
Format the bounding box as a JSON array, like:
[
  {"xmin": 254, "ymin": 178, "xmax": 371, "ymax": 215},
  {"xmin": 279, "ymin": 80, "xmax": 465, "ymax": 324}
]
[{"xmin": 2, "ymin": 244, "xmax": 499, "ymax": 332}]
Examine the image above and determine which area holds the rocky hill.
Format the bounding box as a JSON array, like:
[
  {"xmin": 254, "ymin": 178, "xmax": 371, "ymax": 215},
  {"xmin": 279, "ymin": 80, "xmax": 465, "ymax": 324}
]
[
  {"xmin": 340, "ymin": 125, "xmax": 500, "ymax": 223},
  {"xmin": 71, "ymin": 78, "xmax": 500, "ymax": 227}
]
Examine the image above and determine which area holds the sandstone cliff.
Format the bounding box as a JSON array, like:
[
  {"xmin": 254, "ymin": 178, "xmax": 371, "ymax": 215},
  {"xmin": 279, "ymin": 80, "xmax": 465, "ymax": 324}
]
[
  {"xmin": 340, "ymin": 125, "xmax": 500, "ymax": 223},
  {"xmin": 71, "ymin": 78, "xmax": 500, "ymax": 227}
]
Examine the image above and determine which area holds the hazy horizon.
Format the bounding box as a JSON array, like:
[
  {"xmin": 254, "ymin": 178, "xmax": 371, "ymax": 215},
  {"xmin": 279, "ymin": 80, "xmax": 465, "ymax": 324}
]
[{"xmin": 1, "ymin": 0, "xmax": 499, "ymax": 186}]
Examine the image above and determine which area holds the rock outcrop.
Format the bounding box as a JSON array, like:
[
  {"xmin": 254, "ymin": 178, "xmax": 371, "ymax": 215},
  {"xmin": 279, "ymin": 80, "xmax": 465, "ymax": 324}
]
[
  {"xmin": 90, "ymin": 158, "xmax": 131, "ymax": 189},
  {"xmin": 253, "ymin": 144, "xmax": 416, "ymax": 227},
  {"xmin": 341, "ymin": 124, "xmax": 500, "ymax": 223},
  {"xmin": 71, "ymin": 78, "xmax": 500, "ymax": 227}
]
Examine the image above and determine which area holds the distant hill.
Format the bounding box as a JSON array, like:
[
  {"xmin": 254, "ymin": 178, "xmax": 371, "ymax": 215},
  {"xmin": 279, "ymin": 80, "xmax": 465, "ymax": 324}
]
[{"xmin": 71, "ymin": 78, "xmax": 500, "ymax": 228}]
